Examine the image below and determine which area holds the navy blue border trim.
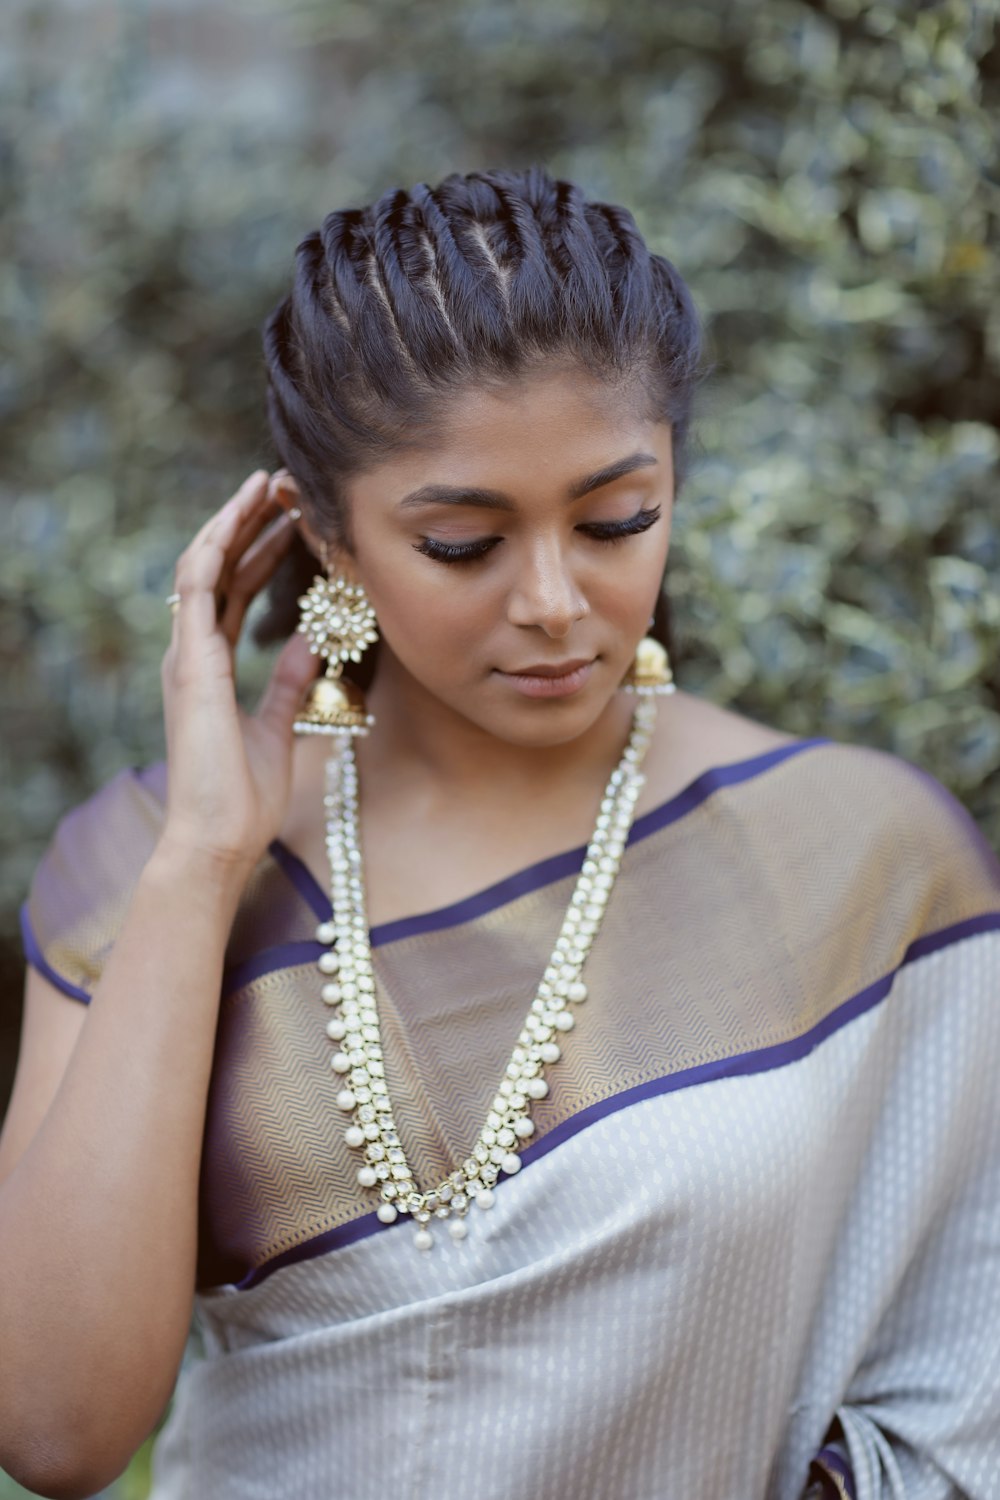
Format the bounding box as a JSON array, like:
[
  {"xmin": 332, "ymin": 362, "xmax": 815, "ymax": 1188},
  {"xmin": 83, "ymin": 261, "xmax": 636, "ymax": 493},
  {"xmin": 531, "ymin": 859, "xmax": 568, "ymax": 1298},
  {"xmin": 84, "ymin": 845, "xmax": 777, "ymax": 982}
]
[
  {"xmin": 231, "ymin": 909, "xmax": 1000, "ymax": 1291},
  {"xmin": 19, "ymin": 900, "xmax": 92, "ymax": 1005},
  {"xmin": 21, "ymin": 739, "xmax": 837, "ymax": 1005},
  {"xmin": 266, "ymin": 736, "xmax": 835, "ymax": 940},
  {"xmin": 223, "ymin": 941, "xmax": 324, "ymax": 999},
  {"xmin": 267, "ymin": 837, "xmax": 321, "ymax": 916},
  {"xmin": 809, "ymin": 1445, "xmax": 856, "ymax": 1498}
]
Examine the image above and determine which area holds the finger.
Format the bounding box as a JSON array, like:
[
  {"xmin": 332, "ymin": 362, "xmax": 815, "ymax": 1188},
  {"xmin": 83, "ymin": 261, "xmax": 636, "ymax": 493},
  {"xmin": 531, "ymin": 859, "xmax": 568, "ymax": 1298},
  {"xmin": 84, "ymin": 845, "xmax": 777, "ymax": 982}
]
[
  {"xmin": 191, "ymin": 469, "xmax": 272, "ymax": 554},
  {"xmin": 169, "ymin": 470, "xmax": 272, "ymax": 649},
  {"xmin": 223, "ymin": 470, "xmax": 287, "ymax": 552},
  {"xmin": 217, "ymin": 510, "xmax": 299, "ymax": 646},
  {"xmin": 172, "ymin": 498, "xmax": 259, "ymax": 655},
  {"xmin": 216, "ymin": 479, "xmax": 287, "ymax": 602},
  {"xmin": 253, "ymin": 629, "xmax": 321, "ymax": 740},
  {"xmin": 170, "ymin": 469, "xmax": 269, "ymax": 612}
]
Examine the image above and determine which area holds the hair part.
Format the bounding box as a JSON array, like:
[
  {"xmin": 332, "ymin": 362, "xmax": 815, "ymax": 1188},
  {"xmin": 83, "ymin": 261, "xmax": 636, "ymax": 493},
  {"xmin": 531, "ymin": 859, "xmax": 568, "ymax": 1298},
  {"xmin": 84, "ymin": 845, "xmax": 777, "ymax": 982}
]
[{"xmin": 255, "ymin": 164, "xmax": 711, "ymax": 679}]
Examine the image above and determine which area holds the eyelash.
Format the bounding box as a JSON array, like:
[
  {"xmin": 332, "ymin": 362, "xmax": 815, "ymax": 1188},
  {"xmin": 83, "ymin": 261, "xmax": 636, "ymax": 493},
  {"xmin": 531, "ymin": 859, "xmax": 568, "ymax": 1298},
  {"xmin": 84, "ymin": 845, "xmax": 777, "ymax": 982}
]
[{"xmin": 414, "ymin": 506, "xmax": 662, "ymax": 565}]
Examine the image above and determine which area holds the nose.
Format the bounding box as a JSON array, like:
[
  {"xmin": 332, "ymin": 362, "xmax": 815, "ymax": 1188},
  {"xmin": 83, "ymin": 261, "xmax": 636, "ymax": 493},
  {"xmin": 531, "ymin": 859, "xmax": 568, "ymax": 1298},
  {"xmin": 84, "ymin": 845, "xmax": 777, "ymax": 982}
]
[{"xmin": 505, "ymin": 534, "xmax": 590, "ymax": 639}]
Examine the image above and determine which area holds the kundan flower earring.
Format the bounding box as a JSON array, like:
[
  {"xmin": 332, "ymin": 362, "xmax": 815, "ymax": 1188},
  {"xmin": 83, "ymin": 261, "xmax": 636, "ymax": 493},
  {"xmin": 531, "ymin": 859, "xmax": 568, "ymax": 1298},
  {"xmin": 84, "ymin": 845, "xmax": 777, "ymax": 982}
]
[{"xmin": 292, "ymin": 539, "xmax": 379, "ymax": 737}]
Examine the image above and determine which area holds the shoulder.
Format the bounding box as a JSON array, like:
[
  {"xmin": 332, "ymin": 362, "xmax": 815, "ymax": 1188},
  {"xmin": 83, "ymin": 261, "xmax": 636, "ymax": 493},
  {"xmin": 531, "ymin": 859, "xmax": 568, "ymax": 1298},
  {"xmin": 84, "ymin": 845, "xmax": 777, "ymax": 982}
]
[
  {"xmin": 639, "ymin": 690, "xmax": 803, "ymax": 815},
  {"xmin": 34, "ymin": 760, "xmax": 168, "ymax": 894},
  {"xmin": 649, "ymin": 691, "xmax": 999, "ymax": 915},
  {"xmin": 21, "ymin": 761, "xmax": 168, "ymax": 1001}
]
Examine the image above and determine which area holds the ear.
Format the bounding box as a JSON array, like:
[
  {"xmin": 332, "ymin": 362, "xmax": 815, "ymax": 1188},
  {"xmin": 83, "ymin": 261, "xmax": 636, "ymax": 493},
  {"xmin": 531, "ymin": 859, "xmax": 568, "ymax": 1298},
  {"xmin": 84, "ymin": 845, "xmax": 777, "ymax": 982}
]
[{"xmin": 272, "ymin": 472, "xmax": 357, "ymax": 581}]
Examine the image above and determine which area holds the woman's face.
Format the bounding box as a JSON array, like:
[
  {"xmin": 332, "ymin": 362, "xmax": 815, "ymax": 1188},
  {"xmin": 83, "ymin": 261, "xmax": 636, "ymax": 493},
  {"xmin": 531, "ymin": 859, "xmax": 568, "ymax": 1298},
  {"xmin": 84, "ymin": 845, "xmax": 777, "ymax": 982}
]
[{"xmin": 333, "ymin": 366, "xmax": 674, "ymax": 749}]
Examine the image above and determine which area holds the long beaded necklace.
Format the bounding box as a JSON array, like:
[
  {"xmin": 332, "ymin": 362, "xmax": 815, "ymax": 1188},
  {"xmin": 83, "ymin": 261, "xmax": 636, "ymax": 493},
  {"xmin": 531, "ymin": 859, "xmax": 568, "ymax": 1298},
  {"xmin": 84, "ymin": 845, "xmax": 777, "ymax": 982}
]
[{"xmin": 312, "ymin": 693, "xmax": 659, "ymax": 1252}]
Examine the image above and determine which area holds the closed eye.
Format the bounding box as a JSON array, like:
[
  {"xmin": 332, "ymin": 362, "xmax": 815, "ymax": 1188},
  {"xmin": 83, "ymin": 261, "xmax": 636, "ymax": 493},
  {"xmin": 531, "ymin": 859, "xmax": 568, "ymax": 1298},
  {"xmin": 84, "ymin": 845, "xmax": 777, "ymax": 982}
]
[
  {"xmin": 579, "ymin": 505, "xmax": 662, "ymax": 543},
  {"xmin": 414, "ymin": 505, "xmax": 662, "ymax": 564}
]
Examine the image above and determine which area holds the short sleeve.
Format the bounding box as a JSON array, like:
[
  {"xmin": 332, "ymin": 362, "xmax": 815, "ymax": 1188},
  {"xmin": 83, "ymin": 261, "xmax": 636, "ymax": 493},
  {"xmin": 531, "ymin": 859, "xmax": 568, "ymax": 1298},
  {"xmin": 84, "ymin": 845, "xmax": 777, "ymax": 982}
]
[{"xmin": 19, "ymin": 761, "xmax": 168, "ymax": 1003}]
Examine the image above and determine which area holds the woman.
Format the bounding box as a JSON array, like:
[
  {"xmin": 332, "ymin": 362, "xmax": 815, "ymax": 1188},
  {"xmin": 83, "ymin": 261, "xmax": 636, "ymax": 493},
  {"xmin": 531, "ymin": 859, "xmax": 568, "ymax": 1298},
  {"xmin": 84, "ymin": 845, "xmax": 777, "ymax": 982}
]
[{"xmin": 2, "ymin": 166, "xmax": 998, "ymax": 1500}]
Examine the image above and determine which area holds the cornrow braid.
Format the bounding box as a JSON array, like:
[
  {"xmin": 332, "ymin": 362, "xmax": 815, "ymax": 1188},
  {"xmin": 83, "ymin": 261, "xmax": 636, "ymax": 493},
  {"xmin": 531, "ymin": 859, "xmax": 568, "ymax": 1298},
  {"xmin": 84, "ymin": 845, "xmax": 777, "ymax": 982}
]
[{"xmin": 256, "ymin": 163, "xmax": 709, "ymax": 680}]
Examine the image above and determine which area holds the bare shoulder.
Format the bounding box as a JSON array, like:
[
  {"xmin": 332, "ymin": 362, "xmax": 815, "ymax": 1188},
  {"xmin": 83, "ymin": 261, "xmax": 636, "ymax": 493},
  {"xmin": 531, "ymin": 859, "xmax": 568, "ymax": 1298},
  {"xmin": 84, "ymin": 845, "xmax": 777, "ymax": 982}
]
[{"xmin": 637, "ymin": 689, "xmax": 800, "ymax": 814}]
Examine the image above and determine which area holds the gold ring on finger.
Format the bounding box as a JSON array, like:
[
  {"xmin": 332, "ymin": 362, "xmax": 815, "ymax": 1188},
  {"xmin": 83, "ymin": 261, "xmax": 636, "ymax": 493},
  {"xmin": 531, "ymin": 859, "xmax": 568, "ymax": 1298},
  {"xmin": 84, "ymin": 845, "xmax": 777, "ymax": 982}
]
[{"xmin": 165, "ymin": 592, "xmax": 182, "ymax": 614}]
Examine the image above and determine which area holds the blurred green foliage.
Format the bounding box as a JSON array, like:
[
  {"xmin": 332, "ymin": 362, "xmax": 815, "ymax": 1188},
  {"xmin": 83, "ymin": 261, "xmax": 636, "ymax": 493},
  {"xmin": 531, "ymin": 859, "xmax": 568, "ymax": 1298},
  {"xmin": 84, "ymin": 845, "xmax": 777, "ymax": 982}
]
[
  {"xmin": 3, "ymin": 0, "xmax": 998, "ymax": 1027},
  {"xmin": 0, "ymin": 0, "xmax": 997, "ymax": 1492},
  {"xmin": 2, "ymin": 0, "xmax": 997, "ymax": 995}
]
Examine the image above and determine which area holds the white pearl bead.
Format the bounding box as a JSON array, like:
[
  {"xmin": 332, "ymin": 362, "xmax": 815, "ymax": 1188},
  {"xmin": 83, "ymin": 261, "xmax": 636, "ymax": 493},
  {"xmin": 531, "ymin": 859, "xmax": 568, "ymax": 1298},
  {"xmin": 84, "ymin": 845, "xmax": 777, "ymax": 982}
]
[
  {"xmin": 330, "ymin": 1053, "xmax": 351, "ymax": 1073},
  {"xmin": 336, "ymin": 1089, "xmax": 356, "ymax": 1111},
  {"xmin": 323, "ymin": 708, "xmax": 656, "ymax": 1252},
  {"xmin": 318, "ymin": 952, "xmax": 340, "ymax": 975},
  {"xmin": 344, "ymin": 1126, "xmax": 365, "ymax": 1148}
]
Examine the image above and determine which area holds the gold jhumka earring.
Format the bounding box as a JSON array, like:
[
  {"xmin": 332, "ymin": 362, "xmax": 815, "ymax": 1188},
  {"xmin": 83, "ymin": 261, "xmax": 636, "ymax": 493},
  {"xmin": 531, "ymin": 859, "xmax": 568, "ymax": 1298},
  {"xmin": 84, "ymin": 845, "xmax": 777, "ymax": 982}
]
[
  {"xmin": 619, "ymin": 636, "xmax": 676, "ymax": 696},
  {"xmin": 292, "ymin": 539, "xmax": 379, "ymax": 737}
]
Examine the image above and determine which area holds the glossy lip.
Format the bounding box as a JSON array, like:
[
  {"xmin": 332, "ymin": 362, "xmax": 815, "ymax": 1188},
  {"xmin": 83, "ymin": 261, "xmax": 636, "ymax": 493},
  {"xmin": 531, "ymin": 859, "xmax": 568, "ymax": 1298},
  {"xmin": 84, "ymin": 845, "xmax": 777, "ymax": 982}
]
[
  {"xmin": 495, "ymin": 658, "xmax": 596, "ymax": 699},
  {"xmin": 502, "ymin": 657, "xmax": 593, "ymax": 678}
]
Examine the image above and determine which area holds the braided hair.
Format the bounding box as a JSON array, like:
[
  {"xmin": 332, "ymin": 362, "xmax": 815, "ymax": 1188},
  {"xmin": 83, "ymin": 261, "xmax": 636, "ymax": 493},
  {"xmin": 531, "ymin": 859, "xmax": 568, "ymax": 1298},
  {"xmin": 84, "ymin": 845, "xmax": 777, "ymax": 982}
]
[{"xmin": 256, "ymin": 164, "xmax": 708, "ymax": 679}]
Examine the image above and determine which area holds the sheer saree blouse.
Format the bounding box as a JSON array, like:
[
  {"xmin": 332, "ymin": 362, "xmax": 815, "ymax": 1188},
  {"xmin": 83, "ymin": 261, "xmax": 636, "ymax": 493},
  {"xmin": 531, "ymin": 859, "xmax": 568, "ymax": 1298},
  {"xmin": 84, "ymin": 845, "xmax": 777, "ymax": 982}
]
[{"xmin": 19, "ymin": 735, "xmax": 1000, "ymax": 1499}]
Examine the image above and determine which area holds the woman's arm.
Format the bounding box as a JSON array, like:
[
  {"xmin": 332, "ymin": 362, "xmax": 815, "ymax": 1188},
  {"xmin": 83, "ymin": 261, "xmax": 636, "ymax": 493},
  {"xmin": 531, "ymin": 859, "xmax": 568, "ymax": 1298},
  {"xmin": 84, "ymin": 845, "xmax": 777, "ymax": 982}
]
[
  {"xmin": 0, "ymin": 467, "xmax": 318, "ymax": 1499},
  {"xmin": 0, "ymin": 839, "xmax": 251, "ymax": 1500}
]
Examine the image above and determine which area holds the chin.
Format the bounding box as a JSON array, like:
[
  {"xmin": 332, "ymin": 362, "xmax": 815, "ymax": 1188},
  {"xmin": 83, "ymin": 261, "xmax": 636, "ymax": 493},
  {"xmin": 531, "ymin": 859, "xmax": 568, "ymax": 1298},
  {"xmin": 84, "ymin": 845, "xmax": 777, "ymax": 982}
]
[{"xmin": 475, "ymin": 695, "xmax": 619, "ymax": 749}]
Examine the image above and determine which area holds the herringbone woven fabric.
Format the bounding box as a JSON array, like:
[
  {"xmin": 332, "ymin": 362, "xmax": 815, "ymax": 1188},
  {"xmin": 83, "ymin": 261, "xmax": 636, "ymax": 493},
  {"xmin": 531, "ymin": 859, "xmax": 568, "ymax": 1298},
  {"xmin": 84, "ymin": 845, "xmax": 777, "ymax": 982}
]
[{"xmin": 21, "ymin": 737, "xmax": 1000, "ymax": 1497}]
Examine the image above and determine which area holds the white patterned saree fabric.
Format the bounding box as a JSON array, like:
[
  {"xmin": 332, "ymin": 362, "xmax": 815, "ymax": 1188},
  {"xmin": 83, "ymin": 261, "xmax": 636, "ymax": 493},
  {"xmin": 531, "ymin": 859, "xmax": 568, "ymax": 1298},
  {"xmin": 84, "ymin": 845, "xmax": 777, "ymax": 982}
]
[{"xmin": 20, "ymin": 737, "xmax": 1000, "ymax": 1498}]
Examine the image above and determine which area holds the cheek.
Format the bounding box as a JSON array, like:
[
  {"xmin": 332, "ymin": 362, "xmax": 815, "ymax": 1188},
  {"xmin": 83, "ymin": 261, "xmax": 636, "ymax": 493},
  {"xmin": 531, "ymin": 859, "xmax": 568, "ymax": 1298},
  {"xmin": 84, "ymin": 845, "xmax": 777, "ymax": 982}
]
[
  {"xmin": 364, "ymin": 558, "xmax": 492, "ymax": 662},
  {"xmin": 583, "ymin": 539, "xmax": 669, "ymax": 624}
]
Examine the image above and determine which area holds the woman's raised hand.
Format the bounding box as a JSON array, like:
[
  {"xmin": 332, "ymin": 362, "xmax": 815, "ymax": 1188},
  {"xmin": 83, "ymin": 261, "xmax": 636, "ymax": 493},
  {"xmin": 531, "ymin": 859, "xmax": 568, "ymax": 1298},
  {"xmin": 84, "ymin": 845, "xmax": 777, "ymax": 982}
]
[{"xmin": 158, "ymin": 469, "xmax": 320, "ymax": 872}]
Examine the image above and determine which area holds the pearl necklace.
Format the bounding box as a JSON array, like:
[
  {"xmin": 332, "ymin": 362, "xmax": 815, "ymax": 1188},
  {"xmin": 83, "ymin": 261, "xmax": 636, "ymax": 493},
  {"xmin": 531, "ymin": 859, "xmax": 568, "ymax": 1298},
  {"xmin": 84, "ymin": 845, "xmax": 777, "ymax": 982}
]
[{"xmin": 314, "ymin": 694, "xmax": 659, "ymax": 1251}]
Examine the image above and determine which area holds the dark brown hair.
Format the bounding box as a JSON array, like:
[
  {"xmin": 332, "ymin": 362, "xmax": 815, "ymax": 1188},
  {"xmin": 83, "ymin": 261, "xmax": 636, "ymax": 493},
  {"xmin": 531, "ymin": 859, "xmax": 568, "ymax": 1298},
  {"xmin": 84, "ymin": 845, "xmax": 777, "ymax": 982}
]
[{"xmin": 255, "ymin": 164, "xmax": 710, "ymax": 683}]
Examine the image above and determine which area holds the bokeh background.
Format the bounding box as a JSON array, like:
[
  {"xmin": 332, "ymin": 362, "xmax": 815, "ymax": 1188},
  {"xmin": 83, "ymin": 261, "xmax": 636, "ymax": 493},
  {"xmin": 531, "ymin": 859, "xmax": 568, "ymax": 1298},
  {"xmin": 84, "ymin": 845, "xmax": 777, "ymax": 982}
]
[{"xmin": 1, "ymin": 0, "xmax": 997, "ymax": 1492}]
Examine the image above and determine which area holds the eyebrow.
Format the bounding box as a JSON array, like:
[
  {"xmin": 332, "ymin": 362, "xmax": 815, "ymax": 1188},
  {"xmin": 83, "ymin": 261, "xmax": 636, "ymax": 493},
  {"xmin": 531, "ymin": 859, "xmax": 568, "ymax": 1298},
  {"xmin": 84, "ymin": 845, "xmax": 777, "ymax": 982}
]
[{"xmin": 396, "ymin": 451, "xmax": 659, "ymax": 512}]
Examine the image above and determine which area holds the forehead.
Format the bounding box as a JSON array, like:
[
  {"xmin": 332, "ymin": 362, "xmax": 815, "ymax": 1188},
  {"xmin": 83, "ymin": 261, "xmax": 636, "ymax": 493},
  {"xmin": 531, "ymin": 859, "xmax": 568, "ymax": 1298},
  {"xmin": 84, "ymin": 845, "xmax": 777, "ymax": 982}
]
[{"xmin": 351, "ymin": 367, "xmax": 669, "ymax": 506}]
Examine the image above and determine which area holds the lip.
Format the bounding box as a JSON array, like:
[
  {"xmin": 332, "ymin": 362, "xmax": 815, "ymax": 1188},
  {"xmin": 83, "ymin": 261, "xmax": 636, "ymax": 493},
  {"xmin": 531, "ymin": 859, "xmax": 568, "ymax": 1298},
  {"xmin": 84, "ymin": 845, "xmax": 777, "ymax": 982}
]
[
  {"xmin": 496, "ymin": 657, "xmax": 596, "ymax": 699},
  {"xmin": 504, "ymin": 658, "xmax": 593, "ymax": 677}
]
